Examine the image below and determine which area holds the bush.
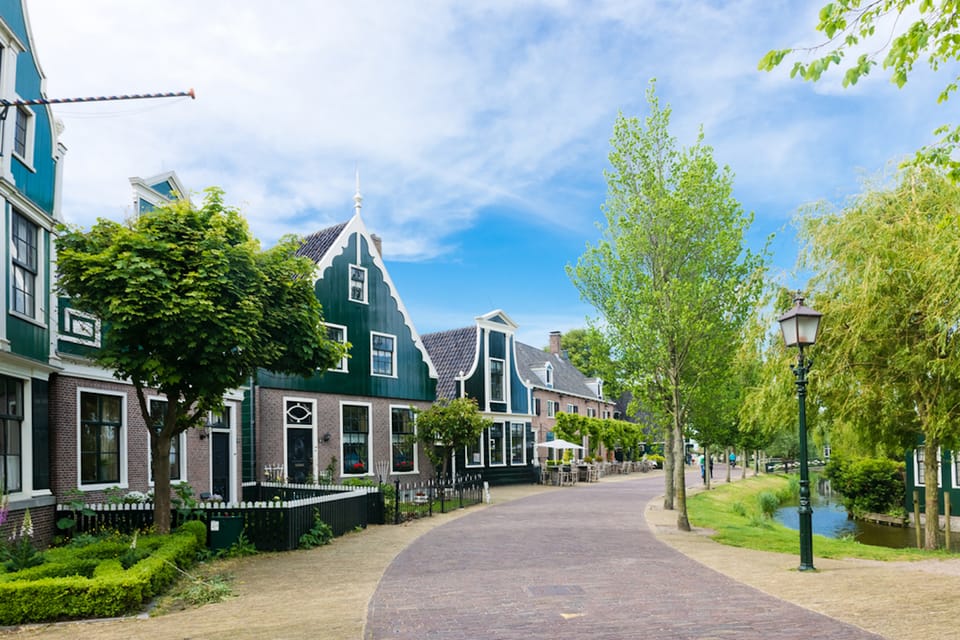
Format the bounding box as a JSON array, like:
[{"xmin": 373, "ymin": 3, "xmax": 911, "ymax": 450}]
[
  {"xmin": 299, "ymin": 511, "xmax": 334, "ymax": 549},
  {"xmin": 0, "ymin": 526, "xmax": 201, "ymax": 624},
  {"xmin": 837, "ymin": 457, "xmax": 904, "ymax": 515},
  {"xmin": 757, "ymin": 491, "xmax": 780, "ymax": 519}
]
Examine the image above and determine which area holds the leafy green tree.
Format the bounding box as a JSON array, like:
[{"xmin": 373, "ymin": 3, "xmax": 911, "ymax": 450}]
[
  {"xmin": 415, "ymin": 397, "xmax": 491, "ymax": 480},
  {"xmin": 758, "ymin": 0, "xmax": 960, "ymax": 176},
  {"xmin": 568, "ymin": 81, "xmax": 766, "ymax": 531},
  {"xmin": 799, "ymin": 166, "xmax": 960, "ymax": 548},
  {"xmin": 56, "ymin": 188, "xmax": 344, "ymax": 533},
  {"xmin": 554, "ymin": 327, "xmax": 624, "ymax": 401}
]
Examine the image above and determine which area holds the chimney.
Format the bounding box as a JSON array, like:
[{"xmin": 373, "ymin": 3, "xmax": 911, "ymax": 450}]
[
  {"xmin": 549, "ymin": 331, "xmax": 562, "ymax": 356},
  {"xmin": 371, "ymin": 234, "xmax": 382, "ymax": 258}
]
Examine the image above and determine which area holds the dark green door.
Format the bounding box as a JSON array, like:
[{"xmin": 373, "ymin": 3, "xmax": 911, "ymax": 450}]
[
  {"xmin": 211, "ymin": 431, "xmax": 230, "ymax": 501},
  {"xmin": 287, "ymin": 428, "xmax": 313, "ymax": 484}
]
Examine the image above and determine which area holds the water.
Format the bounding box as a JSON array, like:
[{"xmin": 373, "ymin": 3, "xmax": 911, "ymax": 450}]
[{"xmin": 773, "ymin": 478, "xmax": 960, "ymax": 549}]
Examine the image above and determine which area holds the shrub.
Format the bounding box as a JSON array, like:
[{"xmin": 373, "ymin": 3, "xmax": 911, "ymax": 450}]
[
  {"xmin": 839, "ymin": 457, "xmax": 905, "ymax": 515},
  {"xmin": 757, "ymin": 491, "xmax": 780, "ymax": 519},
  {"xmin": 731, "ymin": 501, "xmax": 747, "ymax": 517},
  {"xmin": 299, "ymin": 511, "xmax": 334, "ymax": 549}
]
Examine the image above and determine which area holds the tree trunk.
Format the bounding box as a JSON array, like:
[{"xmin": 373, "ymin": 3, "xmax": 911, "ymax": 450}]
[
  {"xmin": 924, "ymin": 439, "xmax": 941, "ymax": 550},
  {"xmin": 740, "ymin": 447, "xmax": 747, "ymax": 480},
  {"xmin": 663, "ymin": 424, "xmax": 675, "ymax": 510},
  {"xmin": 725, "ymin": 447, "xmax": 732, "ymax": 483},
  {"xmin": 704, "ymin": 445, "xmax": 711, "ymax": 490},
  {"xmin": 673, "ymin": 418, "xmax": 690, "ymax": 531},
  {"xmin": 152, "ymin": 429, "xmax": 173, "ymax": 534}
]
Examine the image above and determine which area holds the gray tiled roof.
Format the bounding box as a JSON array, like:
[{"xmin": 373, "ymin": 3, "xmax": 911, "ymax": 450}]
[
  {"xmin": 514, "ymin": 340, "xmax": 601, "ymax": 401},
  {"xmin": 421, "ymin": 326, "xmax": 477, "ymax": 400},
  {"xmin": 297, "ymin": 222, "xmax": 348, "ymax": 263}
]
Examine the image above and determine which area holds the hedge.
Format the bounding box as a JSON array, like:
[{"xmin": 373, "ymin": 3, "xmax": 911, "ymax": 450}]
[{"xmin": 0, "ymin": 520, "xmax": 205, "ymax": 624}]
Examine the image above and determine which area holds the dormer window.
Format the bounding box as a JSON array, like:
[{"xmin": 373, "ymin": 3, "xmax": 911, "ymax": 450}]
[
  {"xmin": 545, "ymin": 363, "xmax": 553, "ymax": 388},
  {"xmin": 349, "ymin": 265, "xmax": 367, "ymax": 303}
]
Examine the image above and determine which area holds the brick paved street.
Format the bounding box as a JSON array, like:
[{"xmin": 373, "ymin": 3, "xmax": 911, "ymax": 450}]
[{"xmin": 366, "ymin": 473, "xmax": 881, "ymax": 639}]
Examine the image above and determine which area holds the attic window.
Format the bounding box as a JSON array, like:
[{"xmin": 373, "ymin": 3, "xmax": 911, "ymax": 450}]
[
  {"xmin": 545, "ymin": 363, "xmax": 553, "ymax": 388},
  {"xmin": 349, "ymin": 265, "xmax": 367, "ymax": 303}
]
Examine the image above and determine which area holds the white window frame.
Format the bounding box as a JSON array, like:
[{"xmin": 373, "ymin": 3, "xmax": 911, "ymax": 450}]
[
  {"xmin": 390, "ymin": 404, "xmax": 417, "ymax": 474},
  {"xmin": 10, "ymin": 209, "xmax": 42, "ymax": 323},
  {"xmin": 61, "ymin": 307, "xmax": 101, "ymax": 347},
  {"xmin": 547, "ymin": 400, "xmax": 557, "ymax": 418},
  {"xmin": 348, "ymin": 264, "xmax": 368, "ymax": 304},
  {"xmin": 146, "ymin": 396, "xmax": 187, "ymax": 485},
  {"xmin": 489, "ymin": 357, "xmax": 505, "ymax": 403},
  {"xmin": 12, "ymin": 104, "xmax": 34, "ymax": 168},
  {"xmin": 340, "ymin": 401, "xmax": 372, "ymax": 476},
  {"xmin": 370, "ymin": 331, "xmax": 397, "ymax": 378},
  {"xmin": 587, "ymin": 407, "xmax": 596, "ymax": 418},
  {"xmin": 509, "ymin": 422, "xmax": 526, "ymax": 465},
  {"xmin": 76, "ymin": 387, "xmax": 128, "ymax": 491},
  {"xmin": 325, "ymin": 323, "xmax": 348, "ymax": 373},
  {"xmin": 545, "ymin": 363, "xmax": 553, "ymax": 388},
  {"xmin": 914, "ymin": 446, "xmax": 942, "ymax": 488},
  {"xmin": 465, "ymin": 432, "xmax": 484, "ymax": 468},
  {"xmin": 206, "ymin": 403, "xmax": 237, "ymax": 502},
  {"xmin": 488, "ymin": 423, "xmax": 506, "ymax": 467},
  {"xmin": 566, "ymin": 403, "xmax": 576, "ymax": 414}
]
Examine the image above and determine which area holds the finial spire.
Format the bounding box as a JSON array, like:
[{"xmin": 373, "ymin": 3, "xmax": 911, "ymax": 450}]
[{"xmin": 353, "ymin": 168, "xmax": 362, "ymax": 217}]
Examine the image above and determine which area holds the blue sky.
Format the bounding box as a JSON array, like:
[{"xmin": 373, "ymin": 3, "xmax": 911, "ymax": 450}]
[{"xmin": 26, "ymin": 1, "xmax": 952, "ymax": 346}]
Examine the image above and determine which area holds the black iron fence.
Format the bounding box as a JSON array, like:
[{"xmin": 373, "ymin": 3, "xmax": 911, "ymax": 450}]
[
  {"xmin": 55, "ymin": 482, "xmax": 382, "ymax": 552},
  {"xmin": 389, "ymin": 474, "xmax": 485, "ymax": 524}
]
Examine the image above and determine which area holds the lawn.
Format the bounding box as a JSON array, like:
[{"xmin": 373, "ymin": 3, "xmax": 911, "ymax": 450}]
[{"xmin": 686, "ymin": 474, "xmax": 953, "ymax": 561}]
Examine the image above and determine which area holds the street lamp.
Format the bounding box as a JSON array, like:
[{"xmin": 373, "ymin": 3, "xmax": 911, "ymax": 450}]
[{"xmin": 777, "ymin": 292, "xmax": 822, "ymax": 572}]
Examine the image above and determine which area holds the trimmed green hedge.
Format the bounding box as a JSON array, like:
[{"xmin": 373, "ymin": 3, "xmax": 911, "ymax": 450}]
[{"xmin": 0, "ymin": 521, "xmax": 205, "ymax": 624}]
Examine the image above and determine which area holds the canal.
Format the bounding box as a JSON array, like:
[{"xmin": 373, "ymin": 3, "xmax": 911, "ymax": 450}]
[{"xmin": 774, "ymin": 478, "xmax": 960, "ymax": 549}]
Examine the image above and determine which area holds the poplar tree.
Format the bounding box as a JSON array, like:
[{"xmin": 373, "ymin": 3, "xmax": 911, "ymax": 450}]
[{"xmin": 569, "ymin": 82, "xmax": 765, "ymax": 531}]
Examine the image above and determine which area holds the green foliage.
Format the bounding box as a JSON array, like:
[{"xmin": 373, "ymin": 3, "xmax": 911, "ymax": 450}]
[
  {"xmin": 219, "ymin": 532, "xmax": 257, "ymax": 558},
  {"xmin": 799, "ymin": 166, "xmax": 960, "ymax": 547},
  {"xmin": 826, "ymin": 455, "xmax": 905, "ymax": 516},
  {"xmin": 55, "ymin": 188, "xmax": 345, "ymax": 533},
  {"xmin": 556, "ymin": 327, "xmax": 624, "ymax": 400},
  {"xmin": 0, "ymin": 526, "xmax": 201, "ymax": 624},
  {"xmin": 180, "ymin": 573, "xmax": 234, "ymax": 606},
  {"xmin": 299, "ymin": 511, "xmax": 334, "ymax": 549},
  {"xmin": 415, "ymin": 397, "xmax": 491, "ymax": 479},
  {"xmin": 731, "ymin": 501, "xmax": 747, "ymax": 517},
  {"xmin": 759, "ymin": 1, "xmax": 960, "ymax": 177},
  {"xmin": 568, "ymin": 80, "xmax": 766, "ymax": 522},
  {"xmin": 756, "ymin": 491, "xmax": 781, "ymax": 519},
  {"xmin": 172, "ymin": 483, "xmax": 206, "ymax": 525}
]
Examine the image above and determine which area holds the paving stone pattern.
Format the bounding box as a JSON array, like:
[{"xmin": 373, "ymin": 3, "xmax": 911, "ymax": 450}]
[{"xmin": 366, "ymin": 475, "xmax": 882, "ymax": 640}]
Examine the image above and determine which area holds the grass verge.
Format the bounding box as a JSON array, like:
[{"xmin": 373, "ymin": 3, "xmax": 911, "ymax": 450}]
[{"xmin": 687, "ymin": 474, "xmax": 953, "ymax": 561}]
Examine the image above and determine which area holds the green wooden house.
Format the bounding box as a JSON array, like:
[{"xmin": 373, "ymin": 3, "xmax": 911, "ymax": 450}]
[
  {"xmin": 250, "ymin": 187, "xmax": 438, "ymax": 484},
  {"xmin": 905, "ymin": 445, "xmax": 960, "ymax": 531},
  {"xmin": 422, "ymin": 310, "xmax": 536, "ymax": 485},
  {"xmin": 0, "ymin": 0, "xmax": 67, "ymax": 542}
]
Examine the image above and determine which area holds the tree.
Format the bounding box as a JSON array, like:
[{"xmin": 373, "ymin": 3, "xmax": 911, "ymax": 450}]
[
  {"xmin": 554, "ymin": 327, "xmax": 624, "ymax": 401},
  {"xmin": 799, "ymin": 166, "xmax": 960, "ymax": 549},
  {"xmin": 568, "ymin": 81, "xmax": 766, "ymax": 531},
  {"xmin": 415, "ymin": 397, "xmax": 491, "ymax": 480},
  {"xmin": 758, "ymin": 1, "xmax": 960, "ymax": 176},
  {"xmin": 56, "ymin": 188, "xmax": 344, "ymax": 533}
]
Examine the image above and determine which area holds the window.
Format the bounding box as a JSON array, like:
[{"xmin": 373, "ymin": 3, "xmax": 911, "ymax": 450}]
[
  {"xmin": 80, "ymin": 392, "xmax": 122, "ymax": 485},
  {"xmin": 547, "ymin": 401, "xmax": 557, "ymax": 418},
  {"xmin": 587, "ymin": 407, "xmax": 596, "ymax": 418},
  {"xmin": 148, "ymin": 399, "xmax": 181, "ymax": 482},
  {"xmin": 534, "ymin": 398, "xmax": 541, "ymax": 416},
  {"xmin": 349, "ymin": 265, "xmax": 367, "ymax": 303},
  {"xmin": 342, "ymin": 404, "xmax": 370, "ymax": 475},
  {"xmin": 509, "ymin": 422, "xmax": 525, "ymax": 465},
  {"xmin": 0, "ymin": 376, "xmax": 23, "ymax": 493},
  {"xmin": 371, "ymin": 332, "xmax": 396, "ymax": 377},
  {"xmin": 914, "ymin": 446, "xmax": 942, "ymax": 487},
  {"xmin": 489, "ymin": 358, "xmax": 505, "ymax": 402},
  {"xmin": 11, "ymin": 211, "xmax": 38, "ymax": 317},
  {"xmin": 545, "ymin": 364, "xmax": 553, "ymax": 388},
  {"xmin": 489, "ymin": 423, "xmax": 505, "ymax": 465},
  {"xmin": 566, "ymin": 403, "xmax": 577, "ymax": 414},
  {"xmin": 465, "ymin": 433, "xmax": 483, "ymax": 468},
  {"xmin": 325, "ymin": 324, "xmax": 348, "ymax": 372},
  {"xmin": 285, "ymin": 399, "xmax": 313, "ymax": 426},
  {"xmin": 391, "ymin": 407, "xmax": 416, "ymax": 473},
  {"xmin": 13, "ymin": 106, "xmax": 31, "ymax": 160}
]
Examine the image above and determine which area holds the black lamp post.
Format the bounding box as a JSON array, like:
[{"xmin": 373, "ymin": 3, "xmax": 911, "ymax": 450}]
[{"xmin": 777, "ymin": 292, "xmax": 822, "ymax": 572}]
